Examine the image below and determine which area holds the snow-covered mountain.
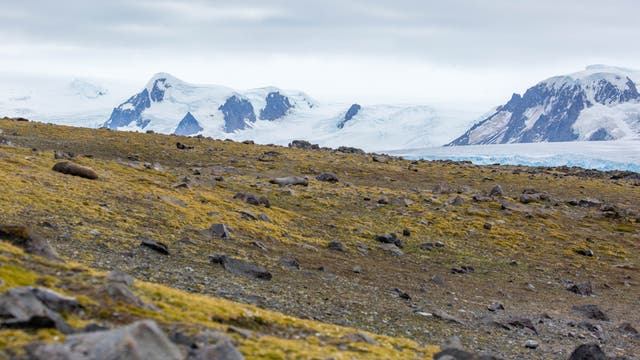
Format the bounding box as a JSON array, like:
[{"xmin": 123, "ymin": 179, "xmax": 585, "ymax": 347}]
[
  {"xmin": 0, "ymin": 73, "xmax": 136, "ymax": 127},
  {"xmin": 102, "ymin": 73, "xmax": 450, "ymax": 151},
  {"xmin": 448, "ymin": 65, "xmax": 640, "ymax": 146}
]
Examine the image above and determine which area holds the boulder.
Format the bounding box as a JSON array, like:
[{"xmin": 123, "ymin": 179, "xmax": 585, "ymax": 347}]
[
  {"xmin": 572, "ymin": 304, "xmax": 609, "ymax": 321},
  {"xmin": 210, "ymin": 254, "xmax": 272, "ymax": 280},
  {"xmin": 140, "ymin": 240, "xmax": 169, "ymax": 255},
  {"xmin": 315, "ymin": 172, "xmax": 339, "ymax": 183},
  {"xmin": 374, "ymin": 233, "xmax": 403, "ymax": 248},
  {"xmin": 568, "ymin": 344, "xmax": 606, "ymax": 360},
  {"xmin": 27, "ymin": 320, "xmax": 182, "ymax": 360},
  {"xmin": 489, "ymin": 184, "xmax": 504, "ymax": 197},
  {"xmin": 567, "ymin": 282, "xmax": 593, "ymax": 296},
  {"xmin": 0, "ymin": 225, "xmax": 59, "ymax": 260},
  {"xmin": 208, "ymin": 224, "xmax": 231, "ymax": 239},
  {"xmin": 0, "ymin": 287, "xmax": 79, "ymax": 334}
]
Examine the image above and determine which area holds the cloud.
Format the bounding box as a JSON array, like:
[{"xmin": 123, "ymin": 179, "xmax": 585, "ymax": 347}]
[{"xmin": 1, "ymin": 0, "xmax": 639, "ymax": 106}]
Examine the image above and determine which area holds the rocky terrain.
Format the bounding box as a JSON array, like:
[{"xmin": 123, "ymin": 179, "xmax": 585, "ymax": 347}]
[{"xmin": 0, "ymin": 117, "xmax": 639, "ymax": 359}]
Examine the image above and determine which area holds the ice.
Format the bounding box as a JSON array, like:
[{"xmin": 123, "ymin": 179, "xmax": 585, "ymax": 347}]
[{"xmin": 390, "ymin": 140, "xmax": 640, "ymax": 172}]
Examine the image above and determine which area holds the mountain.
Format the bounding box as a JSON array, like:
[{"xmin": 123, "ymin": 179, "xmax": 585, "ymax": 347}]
[
  {"xmin": 0, "ymin": 74, "xmax": 135, "ymax": 127},
  {"xmin": 448, "ymin": 65, "xmax": 640, "ymax": 145},
  {"xmin": 102, "ymin": 73, "xmax": 448, "ymax": 152}
]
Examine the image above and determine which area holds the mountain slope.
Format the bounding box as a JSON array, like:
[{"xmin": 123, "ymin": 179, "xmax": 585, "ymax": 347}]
[
  {"xmin": 449, "ymin": 65, "xmax": 640, "ymax": 145},
  {"xmin": 1, "ymin": 118, "xmax": 638, "ymax": 359},
  {"xmin": 102, "ymin": 73, "xmax": 444, "ymax": 151}
]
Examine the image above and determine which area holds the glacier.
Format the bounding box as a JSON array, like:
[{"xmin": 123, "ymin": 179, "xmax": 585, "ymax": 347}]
[{"xmin": 390, "ymin": 140, "xmax": 640, "ymax": 172}]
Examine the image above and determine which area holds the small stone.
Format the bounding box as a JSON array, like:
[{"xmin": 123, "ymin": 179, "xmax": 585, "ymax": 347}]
[
  {"xmin": 352, "ymin": 265, "xmax": 362, "ymax": 273},
  {"xmin": 483, "ymin": 222, "xmax": 492, "ymax": 230},
  {"xmin": 575, "ymin": 249, "xmax": 594, "ymax": 257},
  {"xmin": 279, "ymin": 257, "xmax": 300, "ymax": 270},
  {"xmin": 567, "ymin": 281, "xmax": 593, "ymax": 296},
  {"xmin": 327, "ymin": 241, "xmax": 346, "ymax": 252},
  {"xmin": 488, "ymin": 302, "xmax": 504, "ymax": 312},
  {"xmin": 524, "ymin": 340, "xmax": 539, "ymax": 349},
  {"xmin": 402, "ymin": 228, "xmax": 411, "ymax": 237}
]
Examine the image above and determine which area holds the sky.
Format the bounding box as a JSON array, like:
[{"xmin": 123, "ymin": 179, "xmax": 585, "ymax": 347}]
[{"xmin": 1, "ymin": 0, "xmax": 640, "ymax": 109}]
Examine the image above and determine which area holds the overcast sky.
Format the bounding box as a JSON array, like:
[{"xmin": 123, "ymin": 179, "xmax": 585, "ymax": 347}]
[{"xmin": 1, "ymin": 0, "xmax": 639, "ymax": 108}]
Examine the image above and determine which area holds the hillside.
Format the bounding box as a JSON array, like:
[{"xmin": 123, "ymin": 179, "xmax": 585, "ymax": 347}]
[{"xmin": 0, "ymin": 118, "xmax": 639, "ymax": 359}]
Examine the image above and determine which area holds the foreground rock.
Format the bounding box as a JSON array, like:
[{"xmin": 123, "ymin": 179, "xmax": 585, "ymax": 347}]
[
  {"xmin": 0, "ymin": 225, "xmax": 59, "ymax": 260},
  {"xmin": 210, "ymin": 254, "xmax": 272, "ymax": 280},
  {"xmin": 568, "ymin": 343, "xmax": 606, "ymax": 360},
  {"xmin": 52, "ymin": 161, "xmax": 99, "ymax": 179},
  {"xmin": 27, "ymin": 320, "xmax": 182, "ymax": 360},
  {"xmin": 0, "ymin": 287, "xmax": 80, "ymax": 334}
]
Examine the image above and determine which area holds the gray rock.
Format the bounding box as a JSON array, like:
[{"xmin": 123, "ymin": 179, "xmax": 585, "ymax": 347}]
[
  {"xmin": 374, "ymin": 233, "xmax": 403, "ymax": 248},
  {"xmin": 315, "ymin": 172, "xmax": 339, "ymax": 183},
  {"xmin": 208, "ymin": 224, "xmax": 231, "ymax": 239},
  {"xmin": 432, "ymin": 309, "xmax": 465, "ymax": 325},
  {"xmin": 573, "ymin": 304, "xmax": 609, "ymax": 321},
  {"xmin": 210, "ymin": 254, "xmax": 272, "ymax": 280},
  {"xmin": 489, "ymin": 185, "xmax": 504, "ymax": 197},
  {"xmin": 524, "ymin": 340, "xmax": 539, "ymax": 349},
  {"xmin": 378, "ymin": 243, "xmax": 404, "ymax": 256},
  {"xmin": 342, "ymin": 332, "xmax": 377, "ymax": 345},
  {"xmin": 279, "ymin": 257, "xmax": 300, "ymax": 270},
  {"xmin": 568, "ymin": 344, "xmax": 606, "ymax": 360},
  {"xmin": 140, "ymin": 240, "xmax": 169, "ymax": 255},
  {"xmin": 102, "ymin": 282, "xmax": 158, "ymax": 311},
  {"xmin": 440, "ymin": 335, "xmax": 463, "ymax": 350},
  {"xmin": 327, "ymin": 241, "xmax": 346, "ymax": 252},
  {"xmin": 0, "ymin": 225, "xmax": 59, "ymax": 260},
  {"xmin": 188, "ymin": 339, "xmax": 245, "ymax": 360},
  {"xmin": 488, "ymin": 302, "xmax": 504, "ymax": 312},
  {"xmin": 567, "ymin": 281, "xmax": 593, "ymax": 296},
  {"xmin": 0, "ymin": 287, "xmax": 79, "ymax": 334},
  {"xmin": 28, "ymin": 320, "xmax": 182, "ymax": 360}
]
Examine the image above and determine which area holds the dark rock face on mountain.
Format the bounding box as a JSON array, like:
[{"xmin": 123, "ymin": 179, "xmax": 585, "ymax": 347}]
[
  {"xmin": 104, "ymin": 89, "xmax": 151, "ymax": 129},
  {"xmin": 260, "ymin": 92, "xmax": 292, "ymax": 121},
  {"xmin": 449, "ymin": 66, "xmax": 640, "ymax": 145},
  {"xmin": 174, "ymin": 112, "xmax": 203, "ymax": 136},
  {"xmin": 219, "ymin": 96, "xmax": 256, "ymax": 132},
  {"xmin": 337, "ymin": 104, "xmax": 361, "ymax": 129},
  {"xmin": 150, "ymin": 78, "xmax": 170, "ymax": 102}
]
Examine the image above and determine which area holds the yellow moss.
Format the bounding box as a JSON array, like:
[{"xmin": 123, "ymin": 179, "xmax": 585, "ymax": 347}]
[{"xmin": 0, "ymin": 263, "xmax": 39, "ymax": 291}]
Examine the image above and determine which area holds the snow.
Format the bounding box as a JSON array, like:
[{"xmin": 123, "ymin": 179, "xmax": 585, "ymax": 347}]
[
  {"xmin": 468, "ymin": 111, "xmax": 511, "ymax": 144},
  {"xmin": 390, "ymin": 140, "xmax": 640, "ymax": 172},
  {"xmin": 0, "ymin": 72, "xmax": 137, "ymax": 127}
]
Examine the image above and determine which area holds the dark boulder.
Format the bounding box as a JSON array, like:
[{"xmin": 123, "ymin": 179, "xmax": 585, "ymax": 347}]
[
  {"xmin": 568, "ymin": 344, "xmax": 606, "ymax": 360},
  {"xmin": 374, "ymin": 233, "xmax": 403, "ymax": 248},
  {"xmin": 140, "ymin": 240, "xmax": 170, "ymax": 255},
  {"xmin": 288, "ymin": 140, "xmax": 319, "ymax": 150}
]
